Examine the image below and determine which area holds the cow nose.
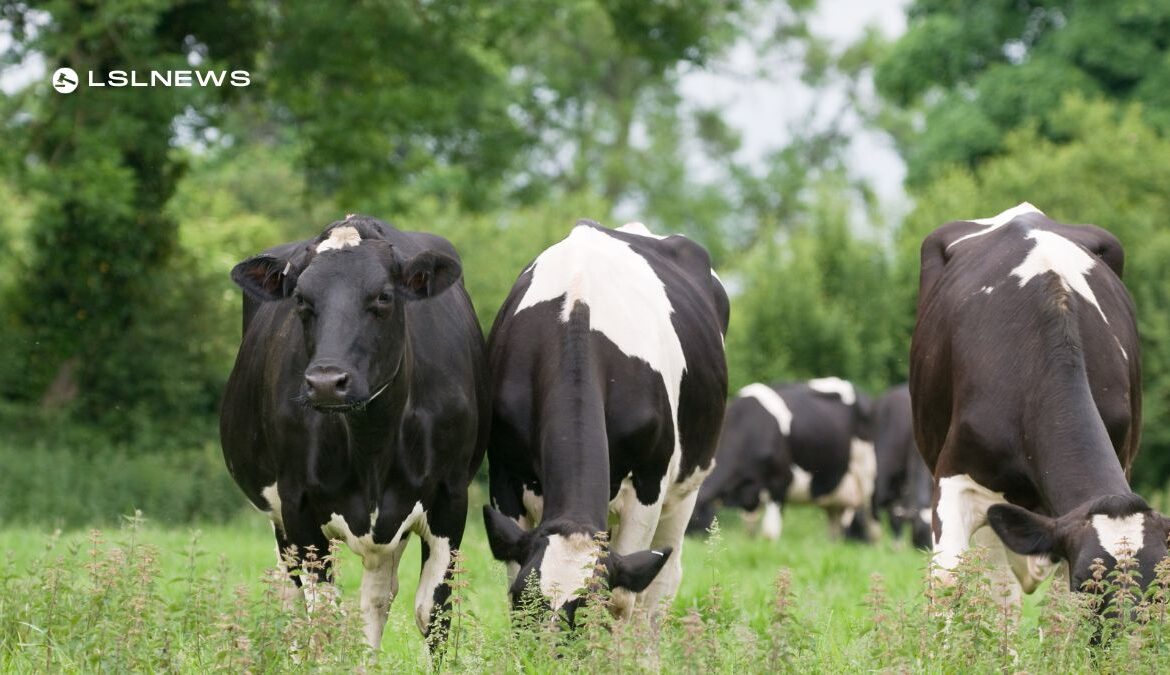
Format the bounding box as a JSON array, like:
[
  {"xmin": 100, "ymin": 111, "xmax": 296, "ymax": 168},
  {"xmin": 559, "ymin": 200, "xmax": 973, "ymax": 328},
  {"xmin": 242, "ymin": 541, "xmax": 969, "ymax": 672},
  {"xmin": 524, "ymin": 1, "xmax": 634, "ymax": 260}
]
[{"xmin": 305, "ymin": 366, "xmax": 350, "ymax": 403}]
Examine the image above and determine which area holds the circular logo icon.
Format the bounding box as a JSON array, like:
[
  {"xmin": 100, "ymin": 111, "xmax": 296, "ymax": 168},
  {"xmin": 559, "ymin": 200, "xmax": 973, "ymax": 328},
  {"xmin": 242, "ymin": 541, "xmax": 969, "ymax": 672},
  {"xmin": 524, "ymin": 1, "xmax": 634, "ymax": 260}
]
[{"xmin": 52, "ymin": 67, "xmax": 79, "ymax": 94}]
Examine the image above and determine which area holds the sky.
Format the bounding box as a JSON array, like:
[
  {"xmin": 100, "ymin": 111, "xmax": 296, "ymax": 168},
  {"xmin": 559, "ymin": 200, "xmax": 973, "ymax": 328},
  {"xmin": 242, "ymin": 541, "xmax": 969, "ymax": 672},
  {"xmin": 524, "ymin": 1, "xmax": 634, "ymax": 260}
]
[{"xmin": 678, "ymin": 0, "xmax": 911, "ymax": 214}]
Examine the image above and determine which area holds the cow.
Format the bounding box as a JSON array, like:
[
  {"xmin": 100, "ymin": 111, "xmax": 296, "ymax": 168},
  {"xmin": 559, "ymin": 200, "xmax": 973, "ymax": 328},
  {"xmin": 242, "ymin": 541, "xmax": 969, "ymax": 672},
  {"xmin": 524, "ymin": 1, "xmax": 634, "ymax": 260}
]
[
  {"xmin": 872, "ymin": 384, "xmax": 932, "ymax": 549},
  {"xmin": 220, "ymin": 215, "xmax": 489, "ymax": 648},
  {"xmin": 687, "ymin": 377, "xmax": 878, "ymax": 543},
  {"xmin": 480, "ymin": 220, "xmax": 729, "ymax": 621},
  {"xmin": 910, "ymin": 202, "xmax": 1170, "ymax": 606}
]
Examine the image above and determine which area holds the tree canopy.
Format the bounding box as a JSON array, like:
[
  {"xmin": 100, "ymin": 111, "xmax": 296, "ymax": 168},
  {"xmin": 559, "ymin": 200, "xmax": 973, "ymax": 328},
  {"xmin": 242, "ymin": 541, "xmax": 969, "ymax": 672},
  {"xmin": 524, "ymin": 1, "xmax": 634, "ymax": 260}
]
[{"xmin": 876, "ymin": 0, "xmax": 1170, "ymax": 186}]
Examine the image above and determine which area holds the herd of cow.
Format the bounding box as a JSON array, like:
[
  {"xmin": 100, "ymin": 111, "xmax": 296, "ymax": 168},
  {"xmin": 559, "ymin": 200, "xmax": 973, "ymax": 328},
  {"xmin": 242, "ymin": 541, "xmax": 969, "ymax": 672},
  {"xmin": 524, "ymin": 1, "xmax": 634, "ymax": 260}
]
[{"xmin": 219, "ymin": 202, "xmax": 1170, "ymax": 650}]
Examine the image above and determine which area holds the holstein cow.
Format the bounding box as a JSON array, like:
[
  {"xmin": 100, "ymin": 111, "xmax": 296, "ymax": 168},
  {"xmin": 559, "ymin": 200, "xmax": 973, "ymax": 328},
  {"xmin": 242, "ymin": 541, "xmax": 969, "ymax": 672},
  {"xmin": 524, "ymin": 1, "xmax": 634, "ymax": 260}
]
[
  {"xmin": 220, "ymin": 215, "xmax": 489, "ymax": 648},
  {"xmin": 873, "ymin": 384, "xmax": 932, "ymax": 549},
  {"xmin": 482, "ymin": 220, "xmax": 729, "ymax": 621},
  {"xmin": 687, "ymin": 378, "xmax": 878, "ymax": 543},
  {"xmin": 911, "ymin": 202, "xmax": 1170, "ymax": 605}
]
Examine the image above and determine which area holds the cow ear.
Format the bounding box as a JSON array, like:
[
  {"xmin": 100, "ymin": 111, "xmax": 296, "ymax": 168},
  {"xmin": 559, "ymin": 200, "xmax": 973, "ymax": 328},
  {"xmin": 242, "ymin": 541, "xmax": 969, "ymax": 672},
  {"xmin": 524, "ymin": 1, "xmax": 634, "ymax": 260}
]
[
  {"xmin": 231, "ymin": 240, "xmax": 314, "ymax": 302},
  {"xmin": 607, "ymin": 547, "xmax": 672, "ymax": 592},
  {"xmin": 483, "ymin": 505, "xmax": 526, "ymax": 563},
  {"xmin": 395, "ymin": 250, "xmax": 462, "ymax": 300},
  {"xmin": 987, "ymin": 503, "xmax": 1059, "ymax": 557}
]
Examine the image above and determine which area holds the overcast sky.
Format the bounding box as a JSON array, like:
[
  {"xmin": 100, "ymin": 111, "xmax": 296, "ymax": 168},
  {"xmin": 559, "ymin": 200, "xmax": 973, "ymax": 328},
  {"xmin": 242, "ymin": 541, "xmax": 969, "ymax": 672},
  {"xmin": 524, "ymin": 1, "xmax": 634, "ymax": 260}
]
[{"xmin": 679, "ymin": 0, "xmax": 910, "ymax": 211}]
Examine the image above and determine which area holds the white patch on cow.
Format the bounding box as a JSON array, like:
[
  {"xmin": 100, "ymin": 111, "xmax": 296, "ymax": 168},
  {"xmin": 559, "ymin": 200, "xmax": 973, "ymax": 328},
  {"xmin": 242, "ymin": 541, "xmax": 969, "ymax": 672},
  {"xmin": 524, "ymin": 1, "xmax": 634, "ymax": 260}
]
[
  {"xmin": 539, "ymin": 532, "xmax": 599, "ymax": 610},
  {"xmin": 609, "ymin": 474, "xmax": 665, "ymax": 557},
  {"xmin": 414, "ymin": 512, "xmax": 452, "ymax": 634},
  {"xmin": 738, "ymin": 383, "xmax": 793, "ymax": 435},
  {"xmin": 760, "ymin": 499, "xmax": 783, "ymax": 541},
  {"xmin": 617, "ymin": 221, "xmax": 666, "ymax": 239},
  {"xmin": 919, "ymin": 508, "xmax": 933, "ymax": 526},
  {"xmin": 324, "ymin": 504, "xmax": 421, "ymax": 641},
  {"xmin": 1114, "ymin": 336, "xmax": 1129, "ymax": 362},
  {"xmin": 316, "ymin": 225, "xmax": 362, "ymax": 253},
  {"xmin": 1011, "ymin": 229, "xmax": 1108, "ymax": 323},
  {"xmin": 1092, "ymin": 513, "xmax": 1146, "ymax": 560},
  {"xmin": 516, "ymin": 226, "xmax": 686, "ymax": 398},
  {"xmin": 788, "ymin": 465, "xmax": 813, "ymax": 501},
  {"xmin": 932, "ymin": 474, "xmax": 1006, "ymax": 574},
  {"xmin": 261, "ymin": 482, "xmax": 284, "ymax": 534},
  {"xmin": 358, "ymin": 537, "xmax": 408, "ymax": 647},
  {"xmin": 981, "ymin": 285, "xmax": 995, "ymax": 295},
  {"xmin": 808, "ymin": 376, "xmax": 857, "ymax": 405},
  {"xmin": 802, "ymin": 438, "xmax": 876, "ymax": 514},
  {"xmin": 522, "ymin": 486, "xmax": 544, "ymax": 528},
  {"xmin": 948, "ymin": 202, "xmax": 1044, "ymax": 249},
  {"xmin": 932, "ymin": 476, "xmax": 1058, "ymax": 598},
  {"xmin": 323, "ymin": 502, "xmax": 422, "ymax": 558}
]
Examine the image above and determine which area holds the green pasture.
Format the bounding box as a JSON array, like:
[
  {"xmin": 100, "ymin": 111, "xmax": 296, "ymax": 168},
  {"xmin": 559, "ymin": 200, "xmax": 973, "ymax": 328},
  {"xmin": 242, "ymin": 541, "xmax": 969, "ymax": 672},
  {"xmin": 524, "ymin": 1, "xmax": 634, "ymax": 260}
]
[{"xmin": 6, "ymin": 490, "xmax": 1144, "ymax": 673}]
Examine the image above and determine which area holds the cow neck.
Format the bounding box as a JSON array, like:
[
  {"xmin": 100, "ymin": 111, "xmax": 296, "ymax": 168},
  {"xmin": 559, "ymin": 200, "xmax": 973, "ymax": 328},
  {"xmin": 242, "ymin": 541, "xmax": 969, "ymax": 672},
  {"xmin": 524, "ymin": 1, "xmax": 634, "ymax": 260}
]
[
  {"xmin": 537, "ymin": 303, "xmax": 610, "ymax": 532},
  {"xmin": 1025, "ymin": 373, "xmax": 1132, "ymax": 516},
  {"xmin": 336, "ymin": 337, "xmax": 413, "ymax": 503}
]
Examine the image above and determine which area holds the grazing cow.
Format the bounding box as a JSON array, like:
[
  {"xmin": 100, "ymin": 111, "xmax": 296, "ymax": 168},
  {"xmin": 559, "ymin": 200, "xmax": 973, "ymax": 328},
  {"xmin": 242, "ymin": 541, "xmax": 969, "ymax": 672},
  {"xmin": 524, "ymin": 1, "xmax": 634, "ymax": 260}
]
[
  {"xmin": 687, "ymin": 378, "xmax": 878, "ymax": 543},
  {"xmin": 220, "ymin": 215, "xmax": 489, "ymax": 648},
  {"xmin": 481, "ymin": 220, "xmax": 729, "ymax": 620},
  {"xmin": 911, "ymin": 202, "xmax": 1170, "ymax": 604},
  {"xmin": 873, "ymin": 384, "xmax": 932, "ymax": 549}
]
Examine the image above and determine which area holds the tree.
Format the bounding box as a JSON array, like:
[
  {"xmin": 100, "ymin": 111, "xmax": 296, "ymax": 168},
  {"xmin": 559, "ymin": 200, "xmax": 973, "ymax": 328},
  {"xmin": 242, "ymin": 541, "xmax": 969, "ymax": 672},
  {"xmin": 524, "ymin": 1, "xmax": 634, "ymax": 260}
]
[
  {"xmin": 0, "ymin": 0, "xmax": 263, "ymax": 422},
  {"xmin": 876, "ymin": 0, "xmax": 1170, "ymax": 186},
  {"xmin": 725, "ymin": 170, "xmax": 905, "ymax": 394}
]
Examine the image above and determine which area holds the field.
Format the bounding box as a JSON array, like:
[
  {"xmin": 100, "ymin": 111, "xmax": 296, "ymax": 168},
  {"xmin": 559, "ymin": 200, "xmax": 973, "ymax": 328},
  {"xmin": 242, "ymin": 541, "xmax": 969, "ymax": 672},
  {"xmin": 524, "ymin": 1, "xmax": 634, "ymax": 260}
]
[{"xmin": 5, "ymin": 488, "xmax": 1169, "ymax": 673}]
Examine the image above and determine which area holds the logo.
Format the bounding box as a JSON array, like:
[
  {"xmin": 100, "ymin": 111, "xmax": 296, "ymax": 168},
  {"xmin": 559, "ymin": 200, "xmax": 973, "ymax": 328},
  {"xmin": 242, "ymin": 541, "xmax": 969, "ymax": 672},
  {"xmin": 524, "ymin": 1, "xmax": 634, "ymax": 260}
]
[{"xmin": 52, "ymin": 67, "xmax": 79, "ymax": 94}]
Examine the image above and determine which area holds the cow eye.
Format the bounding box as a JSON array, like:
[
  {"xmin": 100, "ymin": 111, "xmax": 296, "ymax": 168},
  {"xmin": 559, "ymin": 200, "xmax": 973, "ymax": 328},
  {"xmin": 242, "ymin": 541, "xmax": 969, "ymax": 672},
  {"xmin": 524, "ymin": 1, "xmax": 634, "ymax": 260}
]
[
  {"xmin": 293, "ymin": 292, "xmax": 313, "ymax": 314},
  {"xmin": 377, "ymin": 291, "xmax": 393, "ymax": 304}
]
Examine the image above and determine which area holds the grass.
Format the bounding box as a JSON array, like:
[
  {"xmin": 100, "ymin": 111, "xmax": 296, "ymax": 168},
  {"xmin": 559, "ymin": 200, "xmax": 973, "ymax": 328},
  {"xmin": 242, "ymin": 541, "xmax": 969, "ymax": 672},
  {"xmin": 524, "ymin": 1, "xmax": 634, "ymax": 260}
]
[{"xmin": 0, "ymin": 492, "xmax": 1167, "ymax": 672}]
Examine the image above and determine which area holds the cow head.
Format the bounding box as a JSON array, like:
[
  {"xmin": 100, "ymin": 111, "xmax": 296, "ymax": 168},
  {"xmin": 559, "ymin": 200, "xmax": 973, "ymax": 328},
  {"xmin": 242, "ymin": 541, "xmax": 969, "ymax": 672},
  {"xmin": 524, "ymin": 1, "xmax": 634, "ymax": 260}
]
[
  {"xmin": 989, "ymin": 494, "xmax": 1170, "ymax": 605},
  {"xmin": 231, "ymin": 218, "xmax": 461, "ymax": 412},
  {"xmin": 482, "ymin": 505, "xmax": 671, "ymax": 623}
]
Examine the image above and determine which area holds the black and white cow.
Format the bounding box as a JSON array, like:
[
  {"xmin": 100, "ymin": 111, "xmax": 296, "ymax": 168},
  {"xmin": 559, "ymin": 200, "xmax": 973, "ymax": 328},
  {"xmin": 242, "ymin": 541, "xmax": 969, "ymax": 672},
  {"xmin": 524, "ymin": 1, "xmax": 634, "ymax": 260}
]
[
  {"xmin": 911, "ymin": 202, "xmax": 1170, "ymax": 604},
  {"xmin": 220, "ymin": 215, "xmax": 489, "ymax": 647},
  {"xmin": 873, "ymin": 384, "xmax": 932, "ymax": 549},
  {"xmin": 481, "ymin": 220, "xmax": 729, "ymax": 619},
  {"xmin": 687, "ymin": 378, "xmax": 878, "ymax": 542}
]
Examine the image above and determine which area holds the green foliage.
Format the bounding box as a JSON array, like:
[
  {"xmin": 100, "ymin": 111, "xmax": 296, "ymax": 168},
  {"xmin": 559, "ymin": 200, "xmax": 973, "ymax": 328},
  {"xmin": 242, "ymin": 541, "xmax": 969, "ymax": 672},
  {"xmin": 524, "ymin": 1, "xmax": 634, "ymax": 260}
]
[
  {"xmin": 877, "ymin": 0, "xmax": 1170, "ymax": 185},
  {"xmin": 0, "ymin": 0, "xmax": 262, "ymax": 428},
  {"xmin": 0, "ymin": 427, "xmax": 242, "ymax": 527},
  {"xmin": 726, "ymin": 173, "xmax": 907, "ymax": 393},
  {"xmin": 901, "ymin": 96, "xmax": 1170, "ymax": 489}
]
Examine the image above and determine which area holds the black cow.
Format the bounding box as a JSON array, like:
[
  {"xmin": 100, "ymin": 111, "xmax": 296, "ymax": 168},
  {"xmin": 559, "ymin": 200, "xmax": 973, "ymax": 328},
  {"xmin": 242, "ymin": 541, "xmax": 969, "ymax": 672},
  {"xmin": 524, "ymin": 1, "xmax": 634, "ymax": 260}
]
[
  {"xmin": 220, "ymin": 215, "xmax": 489, "ymax": 648},
  {"xmin": 911, "ymin": 202, "xmax": 1170, "ymax": 605},
  {"xmin": 873, "ymin": 384, "xmax": 932, "ymax": 549},
  {"xmin": 481, "ymin": 220, "xmax": 729, "ymax": 620},
  {"xmin": 688, "ymin": 378, "xmax": 878, "ymax": 542}
]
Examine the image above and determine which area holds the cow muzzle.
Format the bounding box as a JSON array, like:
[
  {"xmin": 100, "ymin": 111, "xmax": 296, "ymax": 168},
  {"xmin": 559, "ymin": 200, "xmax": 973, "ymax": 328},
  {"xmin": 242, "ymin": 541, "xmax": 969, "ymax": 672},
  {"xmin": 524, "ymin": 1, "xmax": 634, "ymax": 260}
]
[{"xmin": 304, "ymin": 364, "xmax": 352, "ymax": 409}]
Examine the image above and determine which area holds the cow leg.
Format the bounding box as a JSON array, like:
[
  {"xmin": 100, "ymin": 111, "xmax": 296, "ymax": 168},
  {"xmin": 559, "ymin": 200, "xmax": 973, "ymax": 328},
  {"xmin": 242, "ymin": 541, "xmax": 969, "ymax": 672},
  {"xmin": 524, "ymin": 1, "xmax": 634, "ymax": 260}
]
[
  {"xmin": 931, "ymin": 474, "xmax": 1006, "ymax": 585},
  {"xmin": 638, "ymin": 487, "xmax": 702, "ymax": 618},
  {"xmin": 358, "ymin": 538, "xmax": 408, "ymax": 649},
  {"xmin": 609, "ymin": 477, "xmax": 665, "ymax": 618},
  {"xmin": 414, "ymin": 489, "xmax": 465, "ymax": 643},
  {"xmin": 271, "ymin": 523, "xmax": 305, "ymax": 608},
  {"xmin": 488, "ymin": 461, "xmax": 533, "ymax": 585},
  {"xmin": 971, "ymin": 525, "xmax": 1022, "ymax": 609},
  {"xmin": 282, "ymin": 514, "xmax": 336, "ymax": 614},
  {"xmin": 758, "ymin": 493, "xmax": 783, "ymax": 541}
]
